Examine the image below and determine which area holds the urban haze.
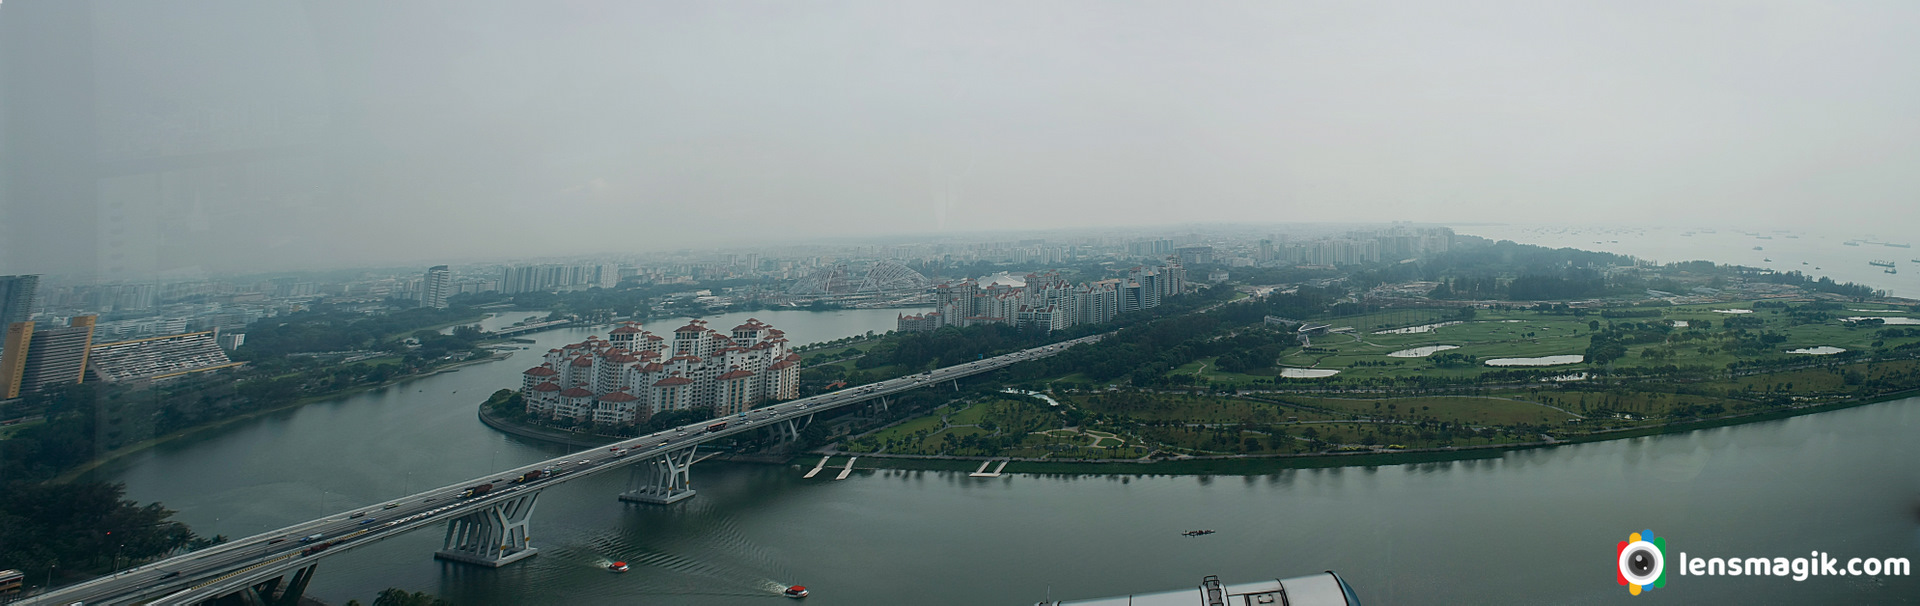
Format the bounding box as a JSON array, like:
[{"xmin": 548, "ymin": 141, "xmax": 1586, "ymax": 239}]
[
  {"xmin": 2, "ymin": 2, "xmax": 1917, "ymax": 605},
  {"xmin": 6, "ymin": 1, "xmax": 1920, "ymax": 276}
]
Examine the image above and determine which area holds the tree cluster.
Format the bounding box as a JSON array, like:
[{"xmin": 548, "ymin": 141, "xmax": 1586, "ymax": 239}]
[
  {"xmin": 234, "ymin": 304, "xmax": 481, "ymax": 360},
  {"xmin": 0, "ymin": 482, "xmax": 219, "ymax": 578}
]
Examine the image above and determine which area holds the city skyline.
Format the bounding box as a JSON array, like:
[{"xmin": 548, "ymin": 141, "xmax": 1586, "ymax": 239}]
[{"xmin": 6, "ymin": 2, "xmax": 1919, "ymax": 605}]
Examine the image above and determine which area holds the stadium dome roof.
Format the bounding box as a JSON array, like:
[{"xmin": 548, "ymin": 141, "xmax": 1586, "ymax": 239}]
[{"xmin": 788, "ymin": 261, "xmax": 932, "ymax": 295}]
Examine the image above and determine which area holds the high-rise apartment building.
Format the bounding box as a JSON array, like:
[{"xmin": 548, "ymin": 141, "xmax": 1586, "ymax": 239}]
[
  {"xmin": 3, "ymin": 315, "xmax": 96, "ymax": 397},
  {"xmin": 1267, "ymin": 227, "xmax": 1452, "ymax": 267},
  {"xmin": 421, "ymin": 265, "xmax": 452, "ymax": 309},
  {"xmin": 1175, "ymin": 246, "xmax": 1214, "ymax": 266},
  {"xmin": 501, "ymin": 264, "xmax": 609, "ymax": 294},
  {"xmin": 903, "ymin": 259, "xmax": 1185, "ymax": 334},
  {"xmin": 1091, "ymin": 279, "xmax": 1123, "ymax": 322},
  {"xmin": 598, "ymin": 264, "xmax": 621, "ymax": 289},
  {"xmin": 1125, "ymin": 239, "xmax": 1175, "ymax": 257},
  {"xmin": 0, "ymin": 322, "xmax": 32, "ymax": 399},
  {"xmin": 0, "ymin": 275, "xmax": 39, "ymax": 327}
]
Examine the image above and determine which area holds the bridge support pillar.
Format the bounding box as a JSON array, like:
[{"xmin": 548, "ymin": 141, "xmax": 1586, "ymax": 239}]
[
  {"xmin": 197, "ymin": 563, "xmax": 316, "ymax": 606},
  {"xmin": 620, "ymin": 445, "xmax": 697, "ymax": 504},
  {"xmin": 202, "ymin": 564, "xmax": 316, "ymax": 606},
  {"xmin": 776, "ymin": 415, "xmax": 813, "ymax": 441},
  {"xmin": 272, "ymin": 564, "xmax": 317, "ymax": 606},
  {"xmin": 434, "ymin": 491, "xmax": 540, "ymax": 567}
]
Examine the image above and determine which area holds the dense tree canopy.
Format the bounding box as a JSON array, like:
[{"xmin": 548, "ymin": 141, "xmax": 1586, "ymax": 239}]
[{"xmin": 0, "ymin": 482, "xmax": 218, "ymax": 577}]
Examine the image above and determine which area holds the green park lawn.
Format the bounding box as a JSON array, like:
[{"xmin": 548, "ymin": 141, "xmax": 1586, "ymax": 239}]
[
  {"xmin": 848, "ymin": 397, "xmax": 1070, "ymax": 456},
  {"xmin": 1072, "ymin": 392, "xmax": 1343, "ymax": 424},
  {"xmin": 1270, "ymin": 395, "xmax": 1580, "ymax": 426}
]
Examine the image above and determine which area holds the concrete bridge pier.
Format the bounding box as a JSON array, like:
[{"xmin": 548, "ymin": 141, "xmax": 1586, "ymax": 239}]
[
  {"xmin": 620, "ymin": 445, "xmax": 698, "ymax": 504},
  {"xmin": 434, "ymin": 492, "xmax": 540, "ymax": 567},
  {"xmin": 204, "ymin": 564, "xmax": 316, "ymax": 606},
  {"xmin": 775, "ymin": 414, "xmax": 813, "ymax": 441}
]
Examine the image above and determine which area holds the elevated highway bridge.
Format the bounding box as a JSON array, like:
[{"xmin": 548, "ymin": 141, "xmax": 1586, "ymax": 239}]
[{"xmin": 20, "ymin": 335, "xmax": 1101, "ymax": 606}]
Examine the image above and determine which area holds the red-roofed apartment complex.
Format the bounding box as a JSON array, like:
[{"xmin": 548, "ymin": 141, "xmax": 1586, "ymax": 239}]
[{"xmin": 517, "ymin": 319, "xmax": 800, "ymax": 426}]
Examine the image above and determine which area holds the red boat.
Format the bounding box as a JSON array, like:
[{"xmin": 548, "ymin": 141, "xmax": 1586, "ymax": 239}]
[
  {"xmin": 608, "ymin": 561, "xmax": 630, "ymax": 572},
  {"xmin": 783, "ymin": 585, "xmax": 808, "ymax": 598}
]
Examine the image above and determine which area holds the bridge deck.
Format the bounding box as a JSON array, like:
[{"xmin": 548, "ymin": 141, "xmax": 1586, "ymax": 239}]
[{"xmin": 24, "ymin": 334, "xmax": 1102, "ymax": 606}]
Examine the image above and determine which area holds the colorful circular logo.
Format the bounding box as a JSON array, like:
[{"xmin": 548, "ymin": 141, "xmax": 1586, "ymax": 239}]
[{"xmin": 1616, "ymin": 530, "xmax": 1667, "ymax": 595}]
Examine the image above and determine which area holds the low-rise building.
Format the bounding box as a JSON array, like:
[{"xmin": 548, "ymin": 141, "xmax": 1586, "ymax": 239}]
[{"xmin": 87, "ymin": 330, "xmax": 244, "ymax": 384}]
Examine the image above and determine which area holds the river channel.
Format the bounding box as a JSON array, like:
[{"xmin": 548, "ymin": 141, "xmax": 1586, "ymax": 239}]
[{"xmin": 85, "ymin": 308, "xmax": 1920, "ymax": 604}]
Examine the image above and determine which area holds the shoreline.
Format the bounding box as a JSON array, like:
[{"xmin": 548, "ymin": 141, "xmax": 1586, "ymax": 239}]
[
  {"xmin": 476, "ymin": 404, "xmax": 619, "ymax": 448},
  {"xmin": 797, "ymin": 387, "xmax": 1920, "ymax": 475},
  {"xmin": 464, "ymin": 382, "xmax": 1920, "ymax": 477},
  {"xmin": 52, "ymin": 355, "xmax": 507, "ymax": 484}
]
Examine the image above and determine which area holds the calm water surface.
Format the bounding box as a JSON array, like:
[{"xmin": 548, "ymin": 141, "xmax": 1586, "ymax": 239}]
[{"xmin": 89, "ymin": 309, "xmax": 1920, "ymax": 604}]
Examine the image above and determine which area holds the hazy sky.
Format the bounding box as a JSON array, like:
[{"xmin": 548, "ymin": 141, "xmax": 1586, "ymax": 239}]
[{"xmin": 4, "ymin": 0, "xmax": 1919, "ymax": 275}]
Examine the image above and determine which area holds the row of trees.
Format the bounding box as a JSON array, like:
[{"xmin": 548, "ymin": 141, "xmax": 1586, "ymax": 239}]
[
  {"xmin": 999, "ymin": 293, "xmax": 1295, "ymax": 387},
  {"xmin": 233, "ymin": 304, "xmax": 484, "ymax": 360},
  {"xmin": 1748, "ymin": 270, "xmax": 1882, "ymax": 299},
  {"xmin": 1428, "ymin": 269, "xmax": 1612, "ymax": 301}
]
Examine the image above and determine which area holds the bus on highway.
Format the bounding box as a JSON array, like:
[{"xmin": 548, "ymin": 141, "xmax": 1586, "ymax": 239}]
[{"xmin": 0, "ymin": 569, "xmax": 25, "ymax": 597}]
